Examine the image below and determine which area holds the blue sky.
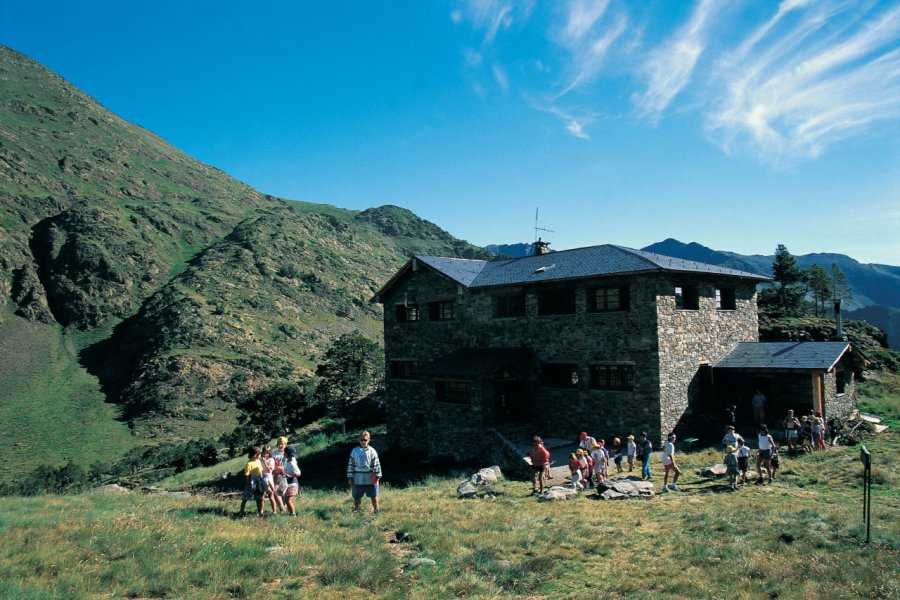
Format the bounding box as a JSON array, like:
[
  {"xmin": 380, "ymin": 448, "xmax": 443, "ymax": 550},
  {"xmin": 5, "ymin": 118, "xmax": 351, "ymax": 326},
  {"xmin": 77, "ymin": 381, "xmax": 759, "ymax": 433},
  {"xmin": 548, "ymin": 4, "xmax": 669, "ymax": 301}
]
[{"xmin": 2, "ymin": 0, "xmax": 898, "ymax": 263}]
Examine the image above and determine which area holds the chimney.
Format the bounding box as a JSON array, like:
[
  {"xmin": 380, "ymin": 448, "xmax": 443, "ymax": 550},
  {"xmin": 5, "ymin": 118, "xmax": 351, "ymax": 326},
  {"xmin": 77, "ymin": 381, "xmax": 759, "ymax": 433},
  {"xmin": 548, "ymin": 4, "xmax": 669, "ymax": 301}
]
[
  {"xmin": 534, "ymin": 237, "xmax": 551, "ymax": 256},
  {"xmin": 833, "ymin": 298, "xmax": 845, "ymax": 341}
]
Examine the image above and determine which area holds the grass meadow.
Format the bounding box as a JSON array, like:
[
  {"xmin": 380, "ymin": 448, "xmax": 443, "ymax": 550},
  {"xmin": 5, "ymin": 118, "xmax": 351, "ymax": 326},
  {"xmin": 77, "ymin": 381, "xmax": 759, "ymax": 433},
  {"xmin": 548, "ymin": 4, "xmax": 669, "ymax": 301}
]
[{"xmin": 0, "ymin": 427, "xmax": 897, "ymax": 599}]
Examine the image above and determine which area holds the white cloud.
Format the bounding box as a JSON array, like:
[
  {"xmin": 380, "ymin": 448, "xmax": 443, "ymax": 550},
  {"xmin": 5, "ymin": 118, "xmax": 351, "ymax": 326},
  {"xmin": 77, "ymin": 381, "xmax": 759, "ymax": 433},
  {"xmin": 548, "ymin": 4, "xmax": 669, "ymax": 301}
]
[
  {"xmin": 492, "ymin": 64, "xmax": 510, "ymax": 92},
  {"xmin": 633, "ymin": 0, "xmax": 719, "ymax": 121},
  {"xmin": 707, "ymin": 2, "xmax": 900, "ymax": 162},
  {"xmin": 556, "ymin": 10, "xmax": 628, "ymax": 97}
]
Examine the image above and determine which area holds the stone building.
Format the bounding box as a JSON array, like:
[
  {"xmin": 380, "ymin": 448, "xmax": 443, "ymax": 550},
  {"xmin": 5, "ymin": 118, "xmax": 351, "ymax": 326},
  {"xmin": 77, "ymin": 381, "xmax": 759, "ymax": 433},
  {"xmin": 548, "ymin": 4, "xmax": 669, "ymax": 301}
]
[
  {"xmin": 372, "ymin": 243, "xmax": 772, "ymax": 462},
  {"xmin": 711, "ymin": 341, "xmax": 866, "ymax": 423}
]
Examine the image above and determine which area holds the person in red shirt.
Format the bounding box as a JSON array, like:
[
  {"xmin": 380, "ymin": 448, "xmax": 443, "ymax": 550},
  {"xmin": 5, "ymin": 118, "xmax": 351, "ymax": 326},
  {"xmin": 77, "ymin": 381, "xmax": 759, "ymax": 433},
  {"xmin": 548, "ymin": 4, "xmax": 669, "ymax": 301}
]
[{"xmin": 528, "ymin": 436, "xmax": 551, "ymax": 495}]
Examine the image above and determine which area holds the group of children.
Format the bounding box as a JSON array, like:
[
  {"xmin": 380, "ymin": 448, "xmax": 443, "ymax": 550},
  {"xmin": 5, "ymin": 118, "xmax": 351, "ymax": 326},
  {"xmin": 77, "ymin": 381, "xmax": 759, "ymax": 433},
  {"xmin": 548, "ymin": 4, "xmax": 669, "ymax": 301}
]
[
  {"xmin": 721, "ymin": 424, "xmax": 781, "ymax": 491},
  {"xmin": 783, "ymin": 409, "xmax": 828, "ymax": 453},
  {"xmin": 566, "ymin": 431, "xmax": 655, "ymax": 490},
  {"xmin": 238, "ymin": 436, "xmax": 300, "ymax": 517}
]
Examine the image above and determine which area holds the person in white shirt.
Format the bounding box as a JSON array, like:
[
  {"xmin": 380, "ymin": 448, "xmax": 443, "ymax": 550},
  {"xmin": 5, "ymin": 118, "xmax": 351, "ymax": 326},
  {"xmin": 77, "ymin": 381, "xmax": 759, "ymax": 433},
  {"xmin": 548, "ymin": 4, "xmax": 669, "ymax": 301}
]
[
  {"xmin": 756, "ymin": 425, "xmax": 776, "ymax": 484},
  {"xmin": 625, "ymin": 435, "xmax": 636, "ymax": 472},
  {"xmin": 347, "ymin": 430, "xmax": 382, "ymax": 513},
  {"xmin": 661, "ymin": 433, "xmax": 681, "ymax": 491}
]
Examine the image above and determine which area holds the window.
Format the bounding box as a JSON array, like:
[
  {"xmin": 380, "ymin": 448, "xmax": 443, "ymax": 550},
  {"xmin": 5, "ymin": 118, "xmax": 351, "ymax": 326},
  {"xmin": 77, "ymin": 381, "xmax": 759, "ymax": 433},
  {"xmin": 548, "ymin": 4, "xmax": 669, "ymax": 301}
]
[
  {"xmin": 537, "ymin": 287, "xmax": 576, "ymax": 316},
  {"xmin": 494, "ymin": 294, "xmax": 526, "ymax": 318},
  {"xmin": 435, "ymin": 380, "xmax": 472, "ymax": 405},
  {"xmin": 589, "ymin": 286, "xmax": 629, "ymax": 312},
  {"xmin": 390, "ymin": 359, "xmax": 420, "ymax": 380},
  {"xmin": 589, "ymin": 364, "xmax": 634, "ymax": 391},
  {"xmin": 428, "ymin": 300, "xmax": 455, "ymax": 321},
  {"xmin": 540, "ymin": 363, "xmax": 580, "ymax": 389},
  {"xmin": 674, "ymin": 285, "xmax": 699, "ymax": 310},
  {"xmin": 396, "ymin": 303, "xmax": 420, "ymax": 322},
  {"xmin": 716, "ymin": 287, "xmax": 736, "ymax": 310}
]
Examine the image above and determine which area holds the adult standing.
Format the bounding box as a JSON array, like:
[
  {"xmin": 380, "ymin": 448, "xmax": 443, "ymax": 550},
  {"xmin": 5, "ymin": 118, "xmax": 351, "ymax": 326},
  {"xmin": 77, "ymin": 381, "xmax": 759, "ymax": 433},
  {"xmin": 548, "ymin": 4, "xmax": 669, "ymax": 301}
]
[
  {"xmin": 661, "ymin": 433, "xmax": 681, "ymax": 492},
  {"xmin": 578, "ymin": 431, "xmax": 597, "ymax": 454},
  {"xmin": 637, "ymin": 432, "xmax": 653, "ymax": 480},
  {"xmin": 281, "ymin": 445, "xmax": 301, "ymax": 516},
  {"xmin": 782, "ymin": 410, "xmax": 801, "ymax": 454},
  {"xmin": 756, "ymin": 425, "xmax": 776, "ymax": 484},
  {"xmin": 722, "ymin": 425, "xmax": 744, "ymax": 449},
  {"xmin": 528, "ymin": 436, "xmax": 551, "ymax": 495},
  {"xmin": 347, "ymin": 430, "xmax": 382, "ymax": 513},
  {"xmin": 752, "ymin": 389, "xmax": 767, "ymax": 424},
  {"xmin": 271, "ymin": 436, "xmax": 288, "ymax": 513}
]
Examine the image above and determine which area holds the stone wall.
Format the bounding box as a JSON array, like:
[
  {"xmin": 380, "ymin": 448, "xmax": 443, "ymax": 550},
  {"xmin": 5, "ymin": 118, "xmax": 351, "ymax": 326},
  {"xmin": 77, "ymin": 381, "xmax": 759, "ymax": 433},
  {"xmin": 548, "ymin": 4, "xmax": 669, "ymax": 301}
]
[
  {"xmin": 381, "ymin": 261, "xmax": 762, "ymax": 460},
  {"xmin": 824, "ymin": 367, "xmax": 857, "ymax": 419},
  {"xmin": 656, "ymin": 277, "xmax": 759, "ymax": 441}
]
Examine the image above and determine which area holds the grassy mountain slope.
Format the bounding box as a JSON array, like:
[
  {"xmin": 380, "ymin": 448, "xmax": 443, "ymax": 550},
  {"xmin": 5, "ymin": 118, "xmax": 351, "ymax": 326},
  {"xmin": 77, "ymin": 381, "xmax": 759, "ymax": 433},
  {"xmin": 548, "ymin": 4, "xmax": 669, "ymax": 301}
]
[{"xmin": 0, "ymin": 46, "xmax": 490, "ymax": 473}]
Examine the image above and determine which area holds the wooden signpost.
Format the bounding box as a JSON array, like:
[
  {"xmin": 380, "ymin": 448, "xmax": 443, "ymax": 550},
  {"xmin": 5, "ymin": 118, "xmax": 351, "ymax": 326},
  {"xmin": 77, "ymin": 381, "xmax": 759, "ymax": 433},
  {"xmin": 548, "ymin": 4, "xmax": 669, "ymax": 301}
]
[{"xmin": 860, "ymin": 445, "xmax": 871, "ymax": 543}]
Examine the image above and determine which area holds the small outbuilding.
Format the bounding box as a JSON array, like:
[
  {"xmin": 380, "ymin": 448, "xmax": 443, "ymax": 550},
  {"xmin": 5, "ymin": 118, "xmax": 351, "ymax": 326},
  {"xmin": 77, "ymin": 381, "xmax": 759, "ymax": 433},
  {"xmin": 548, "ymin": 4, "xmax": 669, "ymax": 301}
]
[{"xmin": 712, "ymin": 341, "xmax": 867, "ymax": 424}]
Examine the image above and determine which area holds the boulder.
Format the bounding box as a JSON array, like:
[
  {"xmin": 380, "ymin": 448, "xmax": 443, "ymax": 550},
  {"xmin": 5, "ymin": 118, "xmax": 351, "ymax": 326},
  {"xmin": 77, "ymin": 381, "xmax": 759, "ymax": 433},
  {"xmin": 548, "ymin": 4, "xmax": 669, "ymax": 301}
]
[
  {"xmin": 471, "ymin": 467, "xmax": 502, "ymax": 485},
  {"xmin": 595, "ymin": 478, "xmax": 655, "ymax": 499},
  {"xmin": 540, "ymin": 485, "xmax": 580, "ymax": 501},
  {"xmin": 700, "ymin": 464, "xmax": 728, "ymax": 478},
  {"xmin": 408, "ymin": 558, "xmax": 437, "ymax": 568},
  {"xmin": 457, "ymin": 480, "xmax": 478, "ymax": 498}
]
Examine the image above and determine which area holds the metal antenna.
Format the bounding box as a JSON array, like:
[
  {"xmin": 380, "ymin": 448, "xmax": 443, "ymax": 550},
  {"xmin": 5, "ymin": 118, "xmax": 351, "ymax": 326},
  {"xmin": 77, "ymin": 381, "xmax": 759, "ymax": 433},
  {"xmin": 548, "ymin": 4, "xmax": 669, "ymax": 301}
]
[{"xmin": 534, "ymin": 207, "xmax": 554, "ymax": 241}]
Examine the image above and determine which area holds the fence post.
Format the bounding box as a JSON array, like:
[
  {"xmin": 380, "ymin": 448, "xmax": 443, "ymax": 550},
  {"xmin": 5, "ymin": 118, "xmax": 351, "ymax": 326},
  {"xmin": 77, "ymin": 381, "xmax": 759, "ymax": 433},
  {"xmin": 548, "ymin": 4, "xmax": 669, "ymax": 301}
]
[{"xmin": 860, "ymin": 446, "xmax": 871, "ymax": 543}]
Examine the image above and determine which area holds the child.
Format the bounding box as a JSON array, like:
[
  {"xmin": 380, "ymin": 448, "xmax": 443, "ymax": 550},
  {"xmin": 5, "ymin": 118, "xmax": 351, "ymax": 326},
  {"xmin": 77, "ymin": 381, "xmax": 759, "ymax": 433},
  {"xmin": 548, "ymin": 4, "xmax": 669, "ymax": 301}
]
[
  {"xmin": 239, "ymin": 446, "xmax": 265, "ymax": 517},
  {"xmin": 638, "ymin": 432, "xmax": 652, "ymax": 480},
  {"xmin": 736, "ymin": 438, "xmax": 751, "ymax": 484},
  {"xmin": 598, "ymin": 440, "xmax": 610, "ymax": 479},
  {"xmin": 724, "ymin": 445, "xmax": 739, "ymax": 491},
  {"xmin": 272, "ymin": 436, "xmax": 288, "ymax": 512},
  {"xmin": 800, "ymin": 416, "xmax": 813, "ymax": 452},
  {"xmin": 813, "ymin": 411, "xmax": 827, "ymax": 450},
  {"xmin": 281, "ymin": 445, "xmax": 301, "ymax": 516},
  {"xmin": 770, "ymin": 446, "xmax": 780, "ymax": 481},
  {"xmin": 260, "ymin": 447, "xmax": 278, "ymax": 514},
  {"xmin": 612, "ymin": 438, "xmax": 624, "ymax": 474},
  {"xmin": 582, "ymin": 449, "xmax": 595, "ymax": 488},
  {"xmin": 626, "ymin": 435, "xmax": 636, "ymax": 472},
  {"xmin": 347, "ymin": 431, "xmax": 382, "ymax": 513},
  {"xmin": 568, "ymin": 453, "xmax": 584, "ymax": 491},
  {"xmin": 590, "ymin": 442, "xmax": 605, "ymax": 485}
]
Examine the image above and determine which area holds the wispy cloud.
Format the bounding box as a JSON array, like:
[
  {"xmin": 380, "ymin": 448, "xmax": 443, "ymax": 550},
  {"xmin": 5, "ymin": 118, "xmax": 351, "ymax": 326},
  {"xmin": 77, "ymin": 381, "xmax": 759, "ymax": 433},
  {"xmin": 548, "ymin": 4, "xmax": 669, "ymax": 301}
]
[
  {"xmin": 707, "ymin": 1, "xmax": 900, "ymax": 162},
  {"xmin": 451, "ymin": 0, "xmax": 524, "ymax": 45},
  {"xmin": 555, "ymin": 1, "xmax": 628, "ymax": 98},
  {"xmin": 492, "ymin": 64, "xmax": 509, "ymax": 91},
  {"xmin": 633, "ymin": 0, "xmax": 719, "ymax": 122}
]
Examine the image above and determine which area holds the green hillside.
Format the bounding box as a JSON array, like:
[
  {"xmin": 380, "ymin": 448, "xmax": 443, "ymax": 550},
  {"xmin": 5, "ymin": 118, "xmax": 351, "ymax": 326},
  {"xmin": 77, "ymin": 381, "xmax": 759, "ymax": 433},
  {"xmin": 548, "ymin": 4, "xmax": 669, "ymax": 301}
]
[{"xmin": 0, "ymin": 46, "xmax": 489, "ymax": 478}]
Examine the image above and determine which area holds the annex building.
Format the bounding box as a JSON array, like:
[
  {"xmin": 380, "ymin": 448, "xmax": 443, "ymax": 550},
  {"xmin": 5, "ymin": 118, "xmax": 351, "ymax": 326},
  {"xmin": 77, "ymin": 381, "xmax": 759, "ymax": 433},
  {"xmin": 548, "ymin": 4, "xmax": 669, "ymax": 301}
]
[{"xmin": 372, "ymin": 243, "xmax": 855, "ymax": 463}]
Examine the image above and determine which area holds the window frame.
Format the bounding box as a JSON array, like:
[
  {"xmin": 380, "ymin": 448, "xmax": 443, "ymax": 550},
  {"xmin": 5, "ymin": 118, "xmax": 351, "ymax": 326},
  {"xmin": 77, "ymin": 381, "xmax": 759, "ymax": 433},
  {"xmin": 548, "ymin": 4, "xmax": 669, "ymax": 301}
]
[
  {"xmin": 540, "ymin": 362, "xmax": 580, "ymax": 389},
  {"xmin": 390, "ymin": 359, "xmax": 421, "ymax": 381},
  {"xmin": 395, "ymin": 303, "xmax": 420, "ymax": 322},
  {"xmin": 715, "ymin": 287, "xmax": 736, "ymax": 311},
  {"xmin": 494, "ymin": 294, "xmax": 526, "ymax": 318},
  {"xmin": 435, "ymin": 379, "xmax": 472, "ymax": 405},
  {"xmin": 588, "ymin": 363, "xmax": 635, "ymax": 391},
  {"xmin": 428, "ymin": 300, "xmax": 455, "ymax": 321},
  {"xmin": 674, "ymin": 285, "xmax": 699, "ymax": 310},
  {"xmin": 588, "ymin": 285, "xmax": 630, "ymax": 313},
  {"xmin": 537, "ymin": 286, "xmax": 576, "ymax": 316}
]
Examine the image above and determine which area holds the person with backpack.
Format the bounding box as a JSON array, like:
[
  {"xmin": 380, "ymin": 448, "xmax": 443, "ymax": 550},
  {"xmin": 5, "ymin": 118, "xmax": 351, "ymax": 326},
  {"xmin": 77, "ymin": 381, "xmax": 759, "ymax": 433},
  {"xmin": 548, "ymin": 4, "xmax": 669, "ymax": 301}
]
[
  {"xmin": 637, "ymin": 432, "xmax": 653, "ymax": 480},
  {"xmin": 347, "ymin": 431, "xmax": 382, "ymax": 514},
  {"xmin": 724, "ymin": 445, "xmax": 739, "ymax": 491}
]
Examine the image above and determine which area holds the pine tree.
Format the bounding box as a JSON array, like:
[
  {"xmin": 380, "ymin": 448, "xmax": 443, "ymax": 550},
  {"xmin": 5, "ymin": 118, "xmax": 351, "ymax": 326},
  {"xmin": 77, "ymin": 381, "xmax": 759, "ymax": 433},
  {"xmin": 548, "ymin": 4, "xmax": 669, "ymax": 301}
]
[
  {"xmin": 804, "ymin": 264, "xmax": 831, "ymax": 316},
  {"xmin": 761, "ymin": 244, "xmax": 808, "ymax": 316},
  {"xmin": 830, "ymin": 263, "xmax": 853, "ymax": 301}
]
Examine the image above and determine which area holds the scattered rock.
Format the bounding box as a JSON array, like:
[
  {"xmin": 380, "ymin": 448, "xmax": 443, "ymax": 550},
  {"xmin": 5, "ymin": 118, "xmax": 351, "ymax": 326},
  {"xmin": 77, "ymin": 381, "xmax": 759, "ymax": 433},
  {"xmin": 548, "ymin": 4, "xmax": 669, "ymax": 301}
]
[
  {"xmin": 540, "ymin": 485, "xmax": 580, "ymax": 501},
  {"xmin": 91, "ymin": 484, "xmax": 131, "ymax": 495},
  {"xmin": 266, "ymin": 546, "xmax": 285, "ymax": 554},
  {"xmin": 497, "ymin": 560, "xmax": 512, "ymax": 569},
  {"xmin": 700, "ymin": 464, "xmax": 728, "ymax": 478},
  {"xmin": 594, "ymin": 478, "xmax": 655, "ymax": 499},
  {"xmin": 457, "ymin": 466, "xmax": 504, "ymax": 498},
  {"xmin": 457, "ymin": 480, "xmax": 478, "ymax": 498},
  {"xmin": 407, "ymin": 557, "xmax": 437, "ymax": 568}
]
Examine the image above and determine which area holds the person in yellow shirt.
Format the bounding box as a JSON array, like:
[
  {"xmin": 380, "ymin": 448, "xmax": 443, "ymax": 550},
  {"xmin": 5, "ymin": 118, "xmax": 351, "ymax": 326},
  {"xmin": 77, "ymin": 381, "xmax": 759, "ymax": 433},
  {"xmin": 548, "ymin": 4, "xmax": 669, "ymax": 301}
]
[{"xmin": 239, "ymin": 446, "xmax": 264, "ymax": 517}]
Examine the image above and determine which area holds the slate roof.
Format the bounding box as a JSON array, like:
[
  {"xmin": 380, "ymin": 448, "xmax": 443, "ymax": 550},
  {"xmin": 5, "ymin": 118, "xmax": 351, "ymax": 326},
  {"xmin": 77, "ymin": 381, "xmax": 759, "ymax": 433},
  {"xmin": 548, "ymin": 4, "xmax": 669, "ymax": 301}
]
[
  {"xmin": 415, "ymin": 347, "xmax": 531, "ymax": 379},
  {"xmin": 712, "ymin": 342, "xmax": 856, "ymax": 371},
  {"xmin": 420, "ymin": 245, "xmax": 768, "ymax": 289},
  {"xmin": 373, "ymin": 244, "xmax": 770, "ymax": 301}
]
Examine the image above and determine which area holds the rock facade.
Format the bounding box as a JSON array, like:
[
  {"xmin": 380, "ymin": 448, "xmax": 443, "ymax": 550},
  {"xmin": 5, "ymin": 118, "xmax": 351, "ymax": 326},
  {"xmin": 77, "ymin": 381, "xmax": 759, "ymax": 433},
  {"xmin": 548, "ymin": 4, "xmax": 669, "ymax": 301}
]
[{"xmin": 380, "ymin": 261, "xmax": 760, "ymax": 461}]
